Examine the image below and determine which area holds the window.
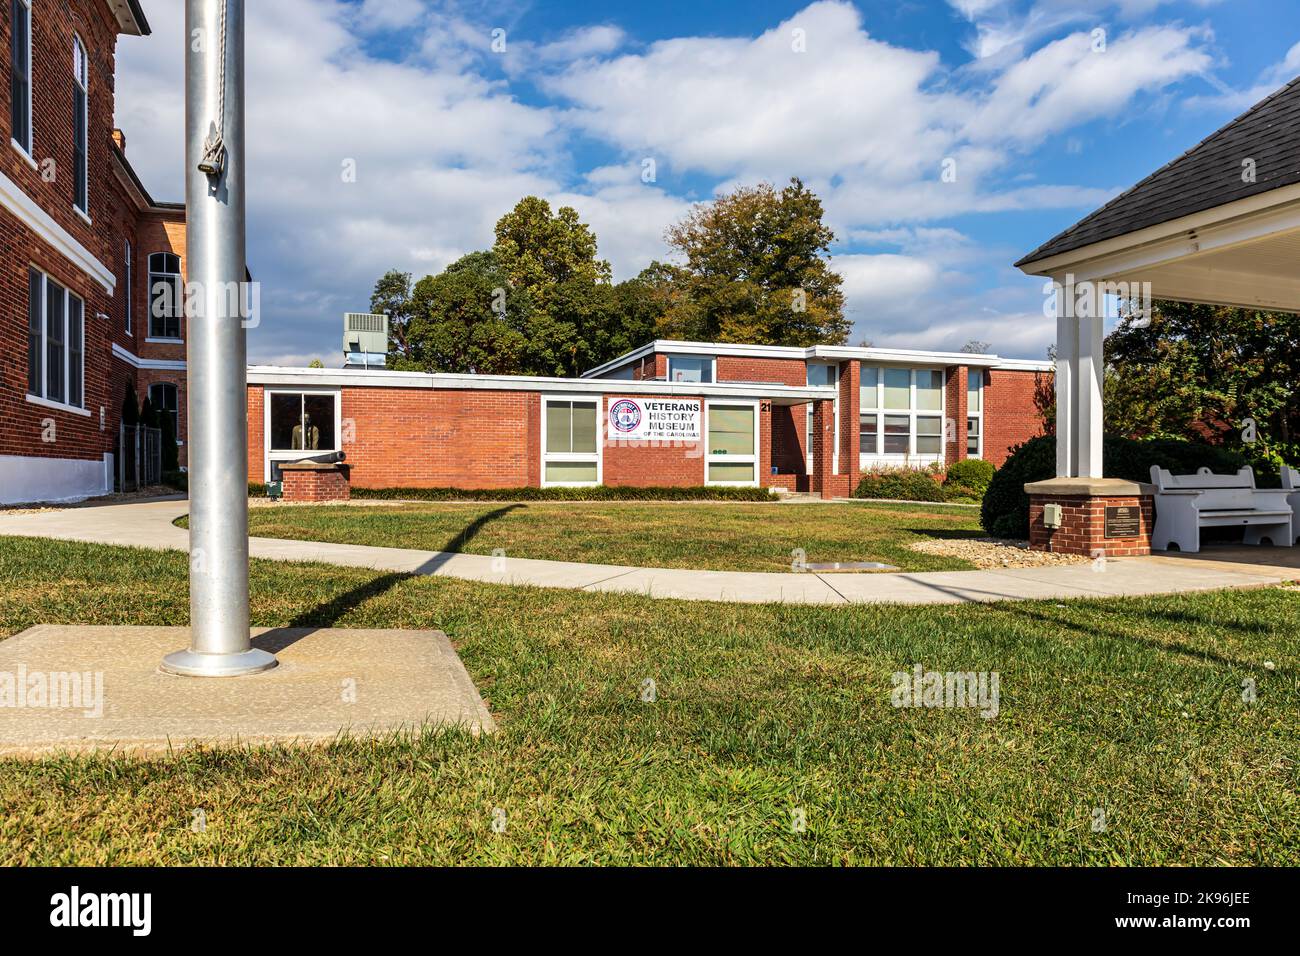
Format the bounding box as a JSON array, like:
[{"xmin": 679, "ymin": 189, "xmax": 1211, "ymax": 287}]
[
  {"xmin": 967, "ymin": 370, "xmax": 983, "ymax": 458},
  {"xmin": 10, "ymin": 0, "xmax": 32, "ymax": 156},
  {"xmin": 858, "ymin": 365, "xmax": 946, "ymax": 461},
  {"xmin": 264, "ymin": 391, "xmax": 340, "ymax": 481},
  {"xmin": 149, "ymin": 383, "xmax": 179, "ymax": 440},
  {"xmin": 668, "ymin": 355, "xmax": 713, "ymax": 383},
  {"xmin": 149, "ymin": 253, "xmax": 182, "ymax": 339},
  {"xmin": 124, "ymin": 240, "xmax": 133, "ymax": 335},
  {"xmin": 72, "ymin": 35, "xmax": 88, "ymax": 214},
  {"xmin": 269, "ymin": 392, "xmax": 337, "ymax": 452},
  {"xmin": 542, "ymin": 398, "xmax": 600, "ymax": 486},
  {"xmin": 26, "ymin": 268, "xmax": 85, "ymax": 410},
  {"xmin": 707, "ymin": 402, "xmax": 757, "ymax": 485}
]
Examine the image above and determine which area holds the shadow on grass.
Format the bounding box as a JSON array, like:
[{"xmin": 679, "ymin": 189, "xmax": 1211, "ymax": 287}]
[{"xmin": 286, "ymin": 505, "xmax": 523, "ymax": 629}]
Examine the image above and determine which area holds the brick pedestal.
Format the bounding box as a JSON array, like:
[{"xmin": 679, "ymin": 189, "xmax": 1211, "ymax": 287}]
[
  {"xmin": 280, "ymin": 463, "xmax": 350, "ymax": 502},
  {"xmin": 1025, "ymin": 478, "xmax": 1153, "ymax": 557}
]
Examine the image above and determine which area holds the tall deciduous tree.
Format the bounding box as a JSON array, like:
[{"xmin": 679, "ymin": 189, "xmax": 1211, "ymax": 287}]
[
  {"xmin": 663, "ymin": 177, "xmax": 849, "ymax": 345},
  {"xmin": 492, "ymin": 197, "xmax": 611, "ymax": 312}
]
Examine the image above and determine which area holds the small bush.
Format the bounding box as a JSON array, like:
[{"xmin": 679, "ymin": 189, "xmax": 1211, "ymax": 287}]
[
  {"xmin": 854, "ymin": 468, "xmax": 947, "ymax": 502},
  {"xmin": 351, "ymin": 485, "xmax": 779, "ymax": 503},
  {"xmin": 163, "ymin": 470, "xmax": 187, "ymax": 493},
  {"xmin": 944, "ymin": 459, "xmax": 995, "ymax": 496},
  {"xmin": 980, "ymin": 435, "xmax": 1250, "ymax": 539}
]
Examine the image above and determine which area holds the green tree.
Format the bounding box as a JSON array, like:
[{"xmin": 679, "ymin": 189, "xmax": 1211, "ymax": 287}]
[
  {"xmin": 394, "ymin": 251, "xmax": 532, "ymax": 375},
  {"xmin": 1105, "ymin": 300, "xmax": 1300, "ymax": 468},
  {"xmin": 492, "ymin": 197, "xmax": 611, "ymax": 312},
  {"xmin": 371, "ymin": 269, "xmax": 417, "ymax": 366},
  {"xmin": 663, "ymin": 177, "xmax": 849, "ymax": 345}
]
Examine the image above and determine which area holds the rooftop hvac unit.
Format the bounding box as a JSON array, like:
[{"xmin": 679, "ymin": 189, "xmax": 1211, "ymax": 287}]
[{"xmin": 343, "ymin": 312, "xmax": 388, "ymax": 367}]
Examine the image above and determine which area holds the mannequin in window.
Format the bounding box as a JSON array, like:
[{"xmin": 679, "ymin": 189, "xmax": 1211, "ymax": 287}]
[{"xmin": 291, "ymin": 413, "xmax": 320, "ymax": 451}]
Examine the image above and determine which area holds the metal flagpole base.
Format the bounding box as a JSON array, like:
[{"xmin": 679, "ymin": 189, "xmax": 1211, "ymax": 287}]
[{"xmin": 160, "ymin": 647, "xmax": 278, "ymax": 678}]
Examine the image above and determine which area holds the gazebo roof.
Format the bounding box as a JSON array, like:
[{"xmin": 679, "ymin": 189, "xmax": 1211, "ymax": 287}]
[{"xmin": 1017, "ymin": 74, "xmax": 1300, "ymax": 268}]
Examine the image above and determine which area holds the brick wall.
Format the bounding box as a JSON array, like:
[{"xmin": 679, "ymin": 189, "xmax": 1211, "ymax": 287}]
[
  {"xmin": 1028, "ymin": 494, "xmax": 1153, "ymax": 558},
  {"xmin": 944, "ymin": 366, "xmax": 969, "ymax": 466},
  {"xmin": 1, "ymin": 3, "xmax": 188, "ymax": 485},
  {"xmin": 984, "ymin": 368, "xmax": 1051, "ymax": 467}
]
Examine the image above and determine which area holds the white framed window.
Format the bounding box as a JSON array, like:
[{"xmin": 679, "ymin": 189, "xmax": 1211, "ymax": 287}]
[
  {"xmin": 148, "ymin": 252, "xmax": 182, "ymax": 340},
  {"xmin": 264, "ymin": 389, "xmax": 341, "ymax": 482},
  {"xmin": 124, "ymin": 240, "xmax": 133, "ymax": 335},
  {"xmin": 667, "ymin": 354, "xmax": 715, "ymax": 384},
  {"xmin": 541, "ymin": 396, "xmax": 601, "ymax": 486},
  {"xmin": 967, "ymin": 369, "xmax": 983, "ymax": 458},
  {"xmin": 858, "ymin": 365, "xmax": 946, "ymax": 466},
  {"xmin": 26, "ymin": 266, "xmax": 86, "ymax": 413},
  {"xmin": 706, "ymin": 400, "xmax": 758, "ymax": 486},
  {"xmin": 805, "ymin": 361, "xmax": 839, "ymax": 474},
  {"xmin": 10, "ymin": 0, "xmax": 33, "ymax": 158},
  {"xmin": 72, "ymin": 34, "xmax": 88, "ymax": 216}
]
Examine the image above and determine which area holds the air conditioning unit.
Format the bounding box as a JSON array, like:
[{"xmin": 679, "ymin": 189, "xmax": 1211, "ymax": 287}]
[{"xmin": 343, "ymin": 312, "xmax": 388, "ymax": 368}]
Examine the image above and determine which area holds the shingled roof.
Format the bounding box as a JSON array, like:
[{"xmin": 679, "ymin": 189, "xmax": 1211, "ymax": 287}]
[{"xmin": 1016, "ymin": 74, "xmax": 1300, "ymax": 268}]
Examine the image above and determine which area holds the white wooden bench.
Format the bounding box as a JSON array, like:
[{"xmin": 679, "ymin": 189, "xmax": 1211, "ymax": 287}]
[
  {"xmin": 1149, "ymin": 466, "xmax": 1294, "ymax": 553},
  {"xmin": 1283, "ymin": 466, "xmax": 1300, "ymax": 545}
]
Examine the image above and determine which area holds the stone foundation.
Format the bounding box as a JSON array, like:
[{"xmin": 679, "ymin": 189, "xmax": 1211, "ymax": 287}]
[
  {"xmin": 1025, "ymin": 477, "xmax": 1154, "ymax": 557},
  {"xmin": 280, "ymin": 462, "xmax": 350, "ymax": 502}
]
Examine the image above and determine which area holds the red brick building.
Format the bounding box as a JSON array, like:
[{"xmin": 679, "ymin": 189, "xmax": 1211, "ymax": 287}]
[
  {"xmin": 246, "ymin": 341, "xmax": 1052, "ymax": 497},
  {"xmin": 1, "ymin": 0, "xmax": 187, "ymax": 505}
]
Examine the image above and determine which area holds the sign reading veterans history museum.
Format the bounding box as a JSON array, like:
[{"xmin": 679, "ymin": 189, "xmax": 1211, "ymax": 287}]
[{"xmin": 609, "ymin": 398, "xmax": 701, "ymax": 442}]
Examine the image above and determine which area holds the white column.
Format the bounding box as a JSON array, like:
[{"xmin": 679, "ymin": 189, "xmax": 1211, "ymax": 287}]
[
  {"xmin": 1054, "ymin": 303, "xmax": 1077, "ymax": 478},
  {"xmin": 1076, "ymin": 311, "xmax": 1105, "ymax": 479}
]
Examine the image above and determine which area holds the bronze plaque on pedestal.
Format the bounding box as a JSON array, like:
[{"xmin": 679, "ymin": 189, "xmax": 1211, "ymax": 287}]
[{"xmin": 1104, "ymin": 505, "xmax": 1141, "ymax": 539}]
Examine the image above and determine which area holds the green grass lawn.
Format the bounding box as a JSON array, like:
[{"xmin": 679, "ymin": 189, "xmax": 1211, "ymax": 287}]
[
  {"xmin": 234, "ymin": 500, "xmax": 984, "ymax": 572},
  {"xmin": 1, "ymin": 535, "xmax": 1297, "ymax": 865}
]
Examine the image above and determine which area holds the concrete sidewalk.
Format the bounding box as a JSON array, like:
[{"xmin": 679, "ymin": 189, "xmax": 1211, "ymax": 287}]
[{"xmin": 1, "ymin": 497, "xmax": 1295, "ymax": 606}]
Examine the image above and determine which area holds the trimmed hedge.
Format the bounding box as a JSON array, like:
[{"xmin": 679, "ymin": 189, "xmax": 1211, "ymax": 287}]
[
  {"xmin": 854, "ymin": 469, "xmax": 947, "ymax": 503},
  {"xmin": 980, "ymin": 435, "xmax": 1249, "ymax": 539},
  {"xmin": 351, "ymin": 485, "xmax": 779, "ymax": 503},
  {"xmin": 944, "ymin": 458, "xmax": 995, "ymax": 497}
]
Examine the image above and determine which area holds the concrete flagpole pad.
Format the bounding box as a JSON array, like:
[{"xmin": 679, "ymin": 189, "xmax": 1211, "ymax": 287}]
[{"xmin": 0, "ymin": 626, "xmax": 495, "ymax": 758}]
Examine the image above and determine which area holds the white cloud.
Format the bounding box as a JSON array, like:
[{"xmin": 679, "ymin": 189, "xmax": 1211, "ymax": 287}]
[{"xmin": 1185, "ymin": 40, "xmax": 1300, "ymax": 113}]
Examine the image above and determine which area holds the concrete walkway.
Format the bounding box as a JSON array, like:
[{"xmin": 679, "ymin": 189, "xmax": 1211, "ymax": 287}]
[{"xmin": 1, "ymin": 497, "xmax": 1296, "ymax": 606}]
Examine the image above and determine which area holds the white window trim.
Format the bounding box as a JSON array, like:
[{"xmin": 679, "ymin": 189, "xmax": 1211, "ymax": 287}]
[
  {"xmin": 27, "ymin": 265, "xmax": 86, "ymax": 413},
  {"xmin": 705, "ymin": 398, "xmax": 760, "ymax": 488},
  {"xmin": 72, "ymin": 33, "xmax": 89, "ymax": 217},
  {"xmin": 858, "ymin": 366, "xmax": 946, "ymax": 468},
  {"xmin": 540, "ymin": 394, "xmax": 603, "ymax": 488},
  {"xmin": 966, "ymin": 370, "xmax": 984, "ymax": 460},
  {"xmin": 148, "ymin": 254, "xmax": 183, "ymax": 340},
  {"xmin": 263, "ymin": 388, "xmax": 343, "ymax": 482},
  {"xmin": 11, "ymin": 0, "xmax": 33, "ymax": 160},
  {"xmin": 666, "ymin": 354, "xmax": 717, "ymax": 385}
]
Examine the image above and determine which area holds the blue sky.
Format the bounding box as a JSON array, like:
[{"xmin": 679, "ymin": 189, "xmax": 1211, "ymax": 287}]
[{"xmin": 114, "ymin": 0, "xmax": 1300, "ymax": 365}]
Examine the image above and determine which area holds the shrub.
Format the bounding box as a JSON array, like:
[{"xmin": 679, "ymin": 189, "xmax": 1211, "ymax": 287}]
[
  {"xmin": 944, "ymin": 459, "xmax": 995, "ymax": 497},
  {"xmin": 980, "ymin": 435, "xmax": 1250, "ymax": 539},
  {"xmin": 853, "ymin": 468, "xmax": 947, "ymax": 502},
  {"xmin": 351, "ymin": 485, "xmax": 779, "ymax": 503}
]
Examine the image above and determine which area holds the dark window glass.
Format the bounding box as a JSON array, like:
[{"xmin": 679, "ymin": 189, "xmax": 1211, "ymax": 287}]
[
  {"xmin": 45, "ymin": 283, "xmax": 66, "ymax": 404},
  {"xmin": 270, "ymin": 393, "xmax": 338, "ymax": 452},
  {"xmin": 859, "ymin": 413, "xmax": 877, "ymax": 453},
  {"xmin": 67, "ymin": 296, "xmax": 83, "ymax": 407},
  {"xmin": 150, "ymin": 383, "xmax": 179, "ymax": 437},
  {"xmin": 149, "ymin": 253, "xmax": 183, "ymax": 338},
  {"xmin": 27, "ymin": 268, "xmax": 41, "ymax": 394},
  {"xmin": 10, "ymin": 0, "xmax": 31, "ymax": 153},
  {"xmin": 883, "ymin": 414, "xmax": 909, "ymax": 454},
  {"xmin": 73, "ymin": 86, "xmax": 87, "ymax": 211}
]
